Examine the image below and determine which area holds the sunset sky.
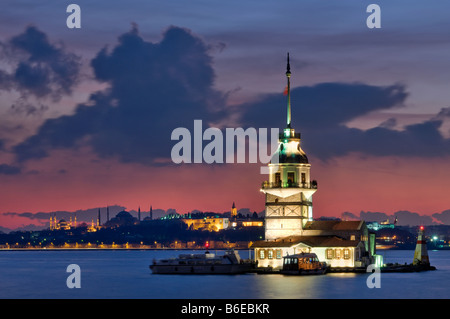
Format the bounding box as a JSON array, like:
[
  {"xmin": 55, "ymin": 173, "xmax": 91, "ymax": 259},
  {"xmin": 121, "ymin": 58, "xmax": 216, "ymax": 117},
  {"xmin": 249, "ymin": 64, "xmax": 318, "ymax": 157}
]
[{"xmin": 1, "ymin": 1, "xmax": 450, "ymax": 230}]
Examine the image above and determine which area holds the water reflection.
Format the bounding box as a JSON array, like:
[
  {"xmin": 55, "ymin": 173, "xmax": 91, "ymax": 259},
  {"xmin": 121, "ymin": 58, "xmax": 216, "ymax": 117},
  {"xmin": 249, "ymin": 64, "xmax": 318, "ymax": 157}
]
[
  {"xmin": 252, "ymin": 274, "xmax": 321, "ymax": 298},
  {"xmin": 0, "ymin": 249, "xmax": 448, "ymax": 298}
]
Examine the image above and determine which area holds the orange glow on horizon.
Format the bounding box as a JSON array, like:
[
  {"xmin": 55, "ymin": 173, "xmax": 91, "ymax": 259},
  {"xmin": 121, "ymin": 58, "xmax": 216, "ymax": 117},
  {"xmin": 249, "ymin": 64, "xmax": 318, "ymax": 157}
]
[{"xmin": 1, "ymin": 150, "xmax": 450, "ymax": 229}]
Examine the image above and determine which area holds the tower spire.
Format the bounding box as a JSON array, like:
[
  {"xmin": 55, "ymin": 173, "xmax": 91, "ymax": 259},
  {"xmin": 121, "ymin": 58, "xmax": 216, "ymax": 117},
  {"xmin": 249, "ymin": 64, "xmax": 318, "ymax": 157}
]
[{"xmin": 286, "ymin": 52, "xmax": 291, "ymax": 128}]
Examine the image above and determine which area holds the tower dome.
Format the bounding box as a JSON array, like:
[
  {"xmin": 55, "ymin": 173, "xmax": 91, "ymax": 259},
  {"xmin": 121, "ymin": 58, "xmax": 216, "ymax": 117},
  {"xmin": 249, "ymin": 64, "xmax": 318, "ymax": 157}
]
[{"xmin": 272, "ymin": 132, "xmax": 309, "ymax": 164}]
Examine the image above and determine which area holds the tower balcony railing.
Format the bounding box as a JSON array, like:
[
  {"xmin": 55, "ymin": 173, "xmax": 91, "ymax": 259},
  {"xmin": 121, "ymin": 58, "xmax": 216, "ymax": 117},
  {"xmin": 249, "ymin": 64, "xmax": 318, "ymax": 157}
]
[
  {"xmin": 279, "ymin": 132, "xmax": 301, "ymax": 139},
  {"xmin": 261, "ymin": 180, "xmax": 318, "ymax": 190}
]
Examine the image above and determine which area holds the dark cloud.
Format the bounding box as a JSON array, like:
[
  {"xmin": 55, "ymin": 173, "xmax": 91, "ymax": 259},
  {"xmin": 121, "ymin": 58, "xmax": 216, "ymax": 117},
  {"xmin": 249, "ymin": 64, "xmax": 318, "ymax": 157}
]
[
  {"xmin": 241, "ymin": 83, "xmax": 450, "ymax": 159},
  {"xmin": 0, "ymin": 25, "xmax": 81, "ymax": 100},
  {"xmin": 341, "ymin": 211, "xmax": 359, "ymax": 221},
  {"xmin": 432, "ymin": 210, "xmax": 450, "ymax": 225},
  {"xmin": 0, "ymin": 69, "xmax": 13, "ymax": 90},
  {"xmin": 379, "ymin": 117, "xmax": 397, "ymax": 129},
  {"xmin": 3, "ymin": 205, "xmax": 126, "ymax": 222},
  {"xmin": 360, "ymin": 211, "xmax": 390, "ymax": 223},
  {"xmin": 0, "ymin": 164, "xmax": 21, "ymax": 175},
  {"xmin": 10, "ymin": 98, "xmax": 48, "ymax": 116},
  {"xmin": 434, "ymin": 107, "xmax": 450, "ymax": 119},
  {"xmin": 241, "ymin": 83, "xmax": 408, "ymax": 129},
  {"xmin": 342, "ymin": 210, "xmax": 437, "ymax": 226},
  {"xmin": 13, "ymin": 25, "xmax": 227, "ymax": 164},
  {"xmin": 394, "ymin": 211, "xmax": 435, "ymax": 226},
  {"xmin": 8, "ymin": 25, "xmax": 450, "ymax": 166}
]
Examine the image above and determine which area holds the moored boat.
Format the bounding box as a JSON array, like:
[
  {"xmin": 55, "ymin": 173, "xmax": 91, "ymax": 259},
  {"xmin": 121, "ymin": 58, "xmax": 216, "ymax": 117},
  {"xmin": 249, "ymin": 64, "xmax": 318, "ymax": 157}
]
[
  {"xmin": 280, "ymin": 252, "xmax": 327, "ymax": 275},
  {"xmin": 149, "ymin": 249, "xmax": 255, "ymax": 274}
]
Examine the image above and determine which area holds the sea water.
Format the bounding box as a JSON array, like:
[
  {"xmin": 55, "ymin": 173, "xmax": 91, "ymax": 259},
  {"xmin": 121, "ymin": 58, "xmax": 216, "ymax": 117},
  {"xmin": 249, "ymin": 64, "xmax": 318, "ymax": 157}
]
[{"xmin": 0, "ymin": 249, "xmax": 448, "ymax": 299}]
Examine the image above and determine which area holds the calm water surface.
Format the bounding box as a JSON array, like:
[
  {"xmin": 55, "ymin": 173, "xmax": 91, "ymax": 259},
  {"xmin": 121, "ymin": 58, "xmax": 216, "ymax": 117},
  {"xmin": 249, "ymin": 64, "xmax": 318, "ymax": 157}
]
[{"xmin": 0, "ymin": 249, "xmax": 448, "ymax": 299}]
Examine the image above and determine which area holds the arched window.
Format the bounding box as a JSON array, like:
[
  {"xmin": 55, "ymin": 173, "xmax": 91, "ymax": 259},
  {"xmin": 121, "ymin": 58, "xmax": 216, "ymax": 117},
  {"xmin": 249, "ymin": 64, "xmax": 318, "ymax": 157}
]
[
  {"xmin": 326, "ymin": 248, "xmax": 333, "ymax": 259},
  {"xmin": 274, "ymin": 172, "xmax": 281, "ymax": 186},
  {"xmin": 276, "ymin": 249, "xmax": 282, "ymax": 259},
  {"xmin": 335, "ymin": 249, "xmax": 341, "ymax": 259},
  {"xmin": 343, "ymin": 249, "xmax": 351, "ymax": 260},
  {"xmin": 259, "ymin": 249, "xmax": 266, "ymax": 259}
]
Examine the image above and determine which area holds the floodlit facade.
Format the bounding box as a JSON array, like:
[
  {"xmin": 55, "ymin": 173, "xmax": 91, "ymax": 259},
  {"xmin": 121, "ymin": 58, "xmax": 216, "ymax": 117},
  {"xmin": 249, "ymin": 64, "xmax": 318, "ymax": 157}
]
[
  {"xmin": 253, "ymin": 221, "xmax": 376, "ymax": 269},
  {"xmin": 182, "ymin": 216, "xmax": 229, "ymax": 232},
  {"xmin": 49, "ymin": 213, "xmax": 77, "ymax": 230}
]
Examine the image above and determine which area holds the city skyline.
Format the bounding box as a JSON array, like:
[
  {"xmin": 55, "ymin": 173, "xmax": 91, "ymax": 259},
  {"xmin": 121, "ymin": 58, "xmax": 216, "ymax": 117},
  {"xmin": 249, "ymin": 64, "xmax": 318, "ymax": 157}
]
[
  {"xmin": 2, "ymin": 1, "xmax": 450, "ymax": 230},
  {"xmin": 2, "ymin": 201, "xmax": 448, "ymax": 233}
]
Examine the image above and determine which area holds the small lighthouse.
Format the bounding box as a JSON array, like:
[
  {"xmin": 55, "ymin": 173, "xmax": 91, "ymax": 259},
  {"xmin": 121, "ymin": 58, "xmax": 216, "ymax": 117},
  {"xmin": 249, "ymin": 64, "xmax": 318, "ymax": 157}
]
[{"xmin": 413, "ymin": 226, "xmax": 430, "ymax": 266}]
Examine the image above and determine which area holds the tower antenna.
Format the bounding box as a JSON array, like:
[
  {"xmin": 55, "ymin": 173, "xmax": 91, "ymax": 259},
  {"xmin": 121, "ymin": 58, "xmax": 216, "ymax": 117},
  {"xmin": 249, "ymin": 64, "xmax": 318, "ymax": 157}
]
[{"xmin": 286, "ymin": 52, "xmax": 291, "ymax": 128}]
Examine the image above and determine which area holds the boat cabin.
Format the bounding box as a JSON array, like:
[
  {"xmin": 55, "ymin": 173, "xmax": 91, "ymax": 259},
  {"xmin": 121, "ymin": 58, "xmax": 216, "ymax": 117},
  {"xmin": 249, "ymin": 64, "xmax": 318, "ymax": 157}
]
[{"xmin": 283, "ymin": 253, "xmax": 324, "ymax": 271}]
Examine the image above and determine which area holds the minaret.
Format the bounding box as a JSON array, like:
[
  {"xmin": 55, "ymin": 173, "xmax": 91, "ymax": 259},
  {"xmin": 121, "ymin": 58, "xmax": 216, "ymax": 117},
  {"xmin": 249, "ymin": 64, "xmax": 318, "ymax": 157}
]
[
  {"xmin": 260, "ymin": 53, "xmax": 318, "ymax": 241},
  {"xmin": 138, "ymin": 206, "xmax": 141, "ymax": 221},
  {"xmin": 97, "ymin": 208, "xmax": 101, "ymax": 227},
  {"xmin": 231, "ymin": 202, "xmax": 237, "ymax": 218},
  {"xmin": 106, "ymin": 206, "xmax": 110, "ymax": 222},
  {"xmin": 149, "ymin": 206, "xmax": 153, "ymax": 220}
]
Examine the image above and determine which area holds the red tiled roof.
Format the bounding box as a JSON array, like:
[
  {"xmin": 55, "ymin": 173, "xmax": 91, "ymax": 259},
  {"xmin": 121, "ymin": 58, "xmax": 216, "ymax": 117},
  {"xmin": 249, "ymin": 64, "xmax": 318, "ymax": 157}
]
[
  {"xmin": 251, "ymin": 235, "xmax": 360, "ymax": 248},
  {"xmin": 303, "ymin": 220, "xmax": 364, "ymax": 231}
]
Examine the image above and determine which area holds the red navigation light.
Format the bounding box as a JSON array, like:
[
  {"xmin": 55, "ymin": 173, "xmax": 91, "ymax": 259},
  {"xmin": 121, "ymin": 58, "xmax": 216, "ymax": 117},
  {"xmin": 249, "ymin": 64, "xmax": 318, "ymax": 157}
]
[
  {"xmin": 205, "ymin": 241, "xmax": 209, "ymax": 248},
  {"xmin": 420, "ymin": 226, "xmax": 424, "ymax": 230}
]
